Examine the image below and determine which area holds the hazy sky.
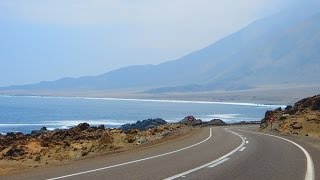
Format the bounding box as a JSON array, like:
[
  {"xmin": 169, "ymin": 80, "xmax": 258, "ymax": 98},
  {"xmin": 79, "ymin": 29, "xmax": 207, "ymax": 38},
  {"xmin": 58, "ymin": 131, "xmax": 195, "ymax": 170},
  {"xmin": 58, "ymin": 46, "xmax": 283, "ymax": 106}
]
[{"xmin": 0, "ymin": 0, "xmax": 297, "ymax": 86}]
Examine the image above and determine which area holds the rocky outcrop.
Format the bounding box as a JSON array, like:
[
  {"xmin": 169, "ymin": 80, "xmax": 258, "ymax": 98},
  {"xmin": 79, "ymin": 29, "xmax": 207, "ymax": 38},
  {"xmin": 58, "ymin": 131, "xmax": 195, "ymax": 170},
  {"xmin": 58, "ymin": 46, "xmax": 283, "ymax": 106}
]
[
  {"xmin": 202, "ymin": 119, "xmax": 226, "ymax": 126},
  {"xmin": 31, "ymin": 126, "xmax": 48, "ymax": 135},
  {"xmin": 285, "ymin": 95, "xmax": 320, "ymax": 114},
  {"xmin": 260, "ymin": 95, "xmax": 320, "ymax": 137},
  {"xmin": 119, "ymin": 118, "xmax": 167, "ymax": 131},
  {"xmin": 179, "ymin": 116, "xmax": 203, "ymax": 126}
]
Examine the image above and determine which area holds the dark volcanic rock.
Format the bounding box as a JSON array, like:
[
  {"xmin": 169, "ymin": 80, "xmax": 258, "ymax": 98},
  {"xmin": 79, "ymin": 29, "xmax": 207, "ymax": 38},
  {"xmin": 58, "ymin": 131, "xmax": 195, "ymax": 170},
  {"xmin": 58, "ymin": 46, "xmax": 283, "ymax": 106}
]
[
  {"xmin": 311, "ymin": 97, "xmax": 320, "ymax": 110},
  {"xmin": 4, "ymin": 146, "xmax": 25, "ymax": 159},
  {"xmin": 75, "ymin": 123, "xmax": 90, "ymax": 131},
  {"xmin": 292, "ymin": 95, "xmax": 320, "ymax": 112},
  {"xmin": 119, "ymin": 118, "xmax": 167, "ymax": 131},
  {"xmin": 275, "ymin": 107, "xmax": 282, "ymax": 111},
  {"xmin": 6, "ymin": 132, "xmax": 24, "ymax": 138},
  {"xmin": 97, "ymin": 125, "xmax": 105, "ymax": 130},
  {"xmin": 202, "ymin": 119, "xmax": 226, "ymax": 126},
  {"xmin": 31, "ymin": 126, "xmax": 48, "ymax": 135},
  {"xmin": 285, "ymin": 105, "xmax": 293, "ymax": 111},
  {"xmin": 179, "ymin": 116, "xmax": 203, "ymax": 126}
]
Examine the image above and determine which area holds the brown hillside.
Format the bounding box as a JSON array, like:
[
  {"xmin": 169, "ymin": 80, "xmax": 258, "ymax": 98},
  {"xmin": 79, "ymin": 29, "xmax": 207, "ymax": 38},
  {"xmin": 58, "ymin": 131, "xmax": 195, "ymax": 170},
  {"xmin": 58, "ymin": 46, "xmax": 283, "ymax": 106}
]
[{"xmin": 260, "ymin": 95, "xmax": 320, "ymax": 137}]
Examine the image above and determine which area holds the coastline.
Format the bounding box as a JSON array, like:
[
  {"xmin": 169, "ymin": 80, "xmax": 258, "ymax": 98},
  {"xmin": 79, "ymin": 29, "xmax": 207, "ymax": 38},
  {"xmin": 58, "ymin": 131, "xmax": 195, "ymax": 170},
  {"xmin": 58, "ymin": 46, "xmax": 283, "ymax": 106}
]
[
  {"xmin": 0, "ymin": 94, "xmax": 286, "ymax": 107},
  {"xmin": 0, "ymin": 95, "xmax": 283, "ymax": 135}
]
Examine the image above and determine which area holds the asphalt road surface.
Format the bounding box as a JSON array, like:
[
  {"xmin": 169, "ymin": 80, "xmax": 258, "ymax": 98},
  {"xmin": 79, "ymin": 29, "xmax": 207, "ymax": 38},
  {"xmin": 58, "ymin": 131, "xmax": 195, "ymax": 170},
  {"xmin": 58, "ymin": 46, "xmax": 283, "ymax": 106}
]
[{"xmin": 3, "ymin": 126, "xmax": 319, "ymax": 180}]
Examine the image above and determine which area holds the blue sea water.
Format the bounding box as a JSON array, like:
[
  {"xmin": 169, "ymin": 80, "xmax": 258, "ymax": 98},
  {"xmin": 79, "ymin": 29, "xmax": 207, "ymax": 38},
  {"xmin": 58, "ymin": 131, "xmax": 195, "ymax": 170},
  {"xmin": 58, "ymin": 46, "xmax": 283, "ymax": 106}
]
[{"xmin": 0, "ymin": 95, "xmax": 284, "ymax": 134}]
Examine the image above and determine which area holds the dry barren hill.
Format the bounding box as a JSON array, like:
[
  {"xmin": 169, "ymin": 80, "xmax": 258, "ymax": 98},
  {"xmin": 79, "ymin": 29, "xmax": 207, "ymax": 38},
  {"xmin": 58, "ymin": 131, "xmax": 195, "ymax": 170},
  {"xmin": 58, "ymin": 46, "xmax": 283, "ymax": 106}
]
[{"xmin": 1, "ymin": 4, "xmax": 320, "ymax": 94}]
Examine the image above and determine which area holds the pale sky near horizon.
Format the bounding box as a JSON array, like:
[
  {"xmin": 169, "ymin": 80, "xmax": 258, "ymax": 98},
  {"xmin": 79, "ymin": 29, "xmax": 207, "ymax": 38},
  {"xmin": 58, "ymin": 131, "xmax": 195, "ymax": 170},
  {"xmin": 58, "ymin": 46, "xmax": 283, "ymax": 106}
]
[{"xmin": 0, "ymin": 0, "xmax": 297, "ymax": 86}]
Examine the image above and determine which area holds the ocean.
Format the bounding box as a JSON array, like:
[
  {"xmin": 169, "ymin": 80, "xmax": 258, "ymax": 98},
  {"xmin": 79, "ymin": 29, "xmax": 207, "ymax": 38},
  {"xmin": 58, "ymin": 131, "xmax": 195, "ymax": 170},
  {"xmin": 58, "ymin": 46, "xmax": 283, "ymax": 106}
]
[{"xmin": 0, "ymin": 95, "xmax": 284, "ymax": 134}]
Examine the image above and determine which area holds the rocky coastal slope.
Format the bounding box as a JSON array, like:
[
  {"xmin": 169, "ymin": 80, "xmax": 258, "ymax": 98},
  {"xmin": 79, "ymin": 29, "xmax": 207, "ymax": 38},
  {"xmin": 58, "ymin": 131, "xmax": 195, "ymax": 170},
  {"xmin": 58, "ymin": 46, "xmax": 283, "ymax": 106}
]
[
  {"xmin": 0, "ymin": 119, "xmax": 192, "ymax": 174},
  {"xmin": 260, "ymin": 95, "xmax": 320, "ymax": 137}
]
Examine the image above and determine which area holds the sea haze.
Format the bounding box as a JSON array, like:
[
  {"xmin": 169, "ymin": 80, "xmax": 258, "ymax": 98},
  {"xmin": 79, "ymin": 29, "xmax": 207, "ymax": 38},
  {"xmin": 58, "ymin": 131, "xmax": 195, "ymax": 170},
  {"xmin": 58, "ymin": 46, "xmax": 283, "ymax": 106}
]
[{"xmin": 0, "ymin": 95, "xmax": 284, "ymax": 134}]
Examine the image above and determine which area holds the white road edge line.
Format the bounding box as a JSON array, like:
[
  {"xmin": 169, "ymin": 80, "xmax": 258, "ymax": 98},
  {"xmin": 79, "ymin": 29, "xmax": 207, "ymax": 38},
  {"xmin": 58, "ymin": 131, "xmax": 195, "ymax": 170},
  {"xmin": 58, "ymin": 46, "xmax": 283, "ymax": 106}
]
[
  {"xmin": 208, "ymin": 158, "xmax": 230, "ymax": 168},
  {"xmin": 239, "ymin": 147, "xmax": 246, "ymax": 152},
  {"xmin": 163, "ymin": 128, "xmax": 245, "ymax": 180},
  {"xmin": 47, "ymin": 128, "xmax": 213, "ymax": 180},
  {"xmin": 239, "ymin": 129, "xmax": 315, "ymax": 180}
]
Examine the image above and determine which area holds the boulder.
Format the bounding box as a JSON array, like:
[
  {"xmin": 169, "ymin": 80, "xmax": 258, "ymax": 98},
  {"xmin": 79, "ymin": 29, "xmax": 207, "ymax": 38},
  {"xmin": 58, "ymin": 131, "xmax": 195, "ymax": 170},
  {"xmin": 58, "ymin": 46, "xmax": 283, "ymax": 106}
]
[
  {"xmin": 97, "ymin": 125, "xmax": 105, "ymax": 130},
  {"xmin": 285, "ymin": 105, "xmax": 293, "ymax": 111},
  {"xmin": 119, "ymin": 118, "xmax": 167, "ymax": 131},
  {"xmin": 6, "ymin": 132, "xmax": 24, "ymax": 139},
  {"xmin": 76, "ymin": 123, "xmax": 90, "ymax": 131},
  {"xmin": 31, "ymin": 126, "xmax": 48, "ymax": 135},
  {"xmin": 4, "ymin": 146, "xmax": 25, "ymax": 159},
  {"xmin": 275, "ymin": 107, "xmax": 282, "ymax": 111},
  {"xmin": 179, "ymin": 116, "xmax": 202, "ymax": 126},
  {"xmin": 264, "ymin": 111, "xmax": 274, "ymax": 119}
]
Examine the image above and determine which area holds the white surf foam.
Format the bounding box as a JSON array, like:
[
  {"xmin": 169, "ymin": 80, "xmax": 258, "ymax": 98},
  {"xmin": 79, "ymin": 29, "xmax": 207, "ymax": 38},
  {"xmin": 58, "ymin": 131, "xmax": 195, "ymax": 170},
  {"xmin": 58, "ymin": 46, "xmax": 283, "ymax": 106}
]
[
  {"xmin": 0, "ymin": 123, "xmax": 46, "ymax": 127},
  {"xmin": 44, "ymin": 120, "xmax": 129, "ymax": 127},
  {"xmin": 1, "ymin": 95, "xmax": 285, "ymax": 108},
  {"xmin": 206, "ymin": 114, "xmax": 242, "ymax": 119},
  {"xmin": 0, "ymin": 119, "xmax": 131, "ymax": 128}
]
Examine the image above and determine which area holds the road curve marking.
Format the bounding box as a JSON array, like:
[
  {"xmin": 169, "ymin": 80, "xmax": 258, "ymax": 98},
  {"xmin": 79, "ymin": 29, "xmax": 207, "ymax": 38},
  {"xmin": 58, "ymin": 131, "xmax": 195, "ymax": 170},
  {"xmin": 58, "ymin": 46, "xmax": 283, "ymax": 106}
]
[
  {"xmin": 208, "ymin": 158, "xmax": 230, "ymax": 168},
  {"xmin": 164, "ymin": 128, "xmax": 245, "ymax": 180},
  {"xmin": 47, "ymin": 128, "xmax": 213, "ymax": 180},
  {"xmin": 239, "ymin": 129, "xmax": 315, "ymax": 180},
  {"xmin": 239, "ymin": 147, "xmax": 246, "ymax": 152}
]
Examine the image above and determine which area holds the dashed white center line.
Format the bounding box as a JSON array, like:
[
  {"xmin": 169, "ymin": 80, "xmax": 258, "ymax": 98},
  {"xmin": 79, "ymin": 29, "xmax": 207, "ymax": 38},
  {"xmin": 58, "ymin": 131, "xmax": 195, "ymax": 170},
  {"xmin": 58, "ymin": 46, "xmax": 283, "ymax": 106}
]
[
  {"xmin": 246, "ymin": 140, "xmax": 249, "ymax": 144},
  {"xmin": 239, "ymin": 147, "xmax": 246, "ymax": 152},
  {"xmin": 164, "ymin": 129, "xmax": 245, "ymax": 180},
  {"xmin": 207, "ymin": 158, "xmax": 230, "ymax": 168}
]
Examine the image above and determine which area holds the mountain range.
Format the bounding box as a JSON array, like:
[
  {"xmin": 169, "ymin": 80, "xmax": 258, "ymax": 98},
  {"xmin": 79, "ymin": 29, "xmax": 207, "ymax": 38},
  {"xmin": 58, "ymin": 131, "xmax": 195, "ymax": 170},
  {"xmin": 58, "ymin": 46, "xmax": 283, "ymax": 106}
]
[{"xmin": 2, "ymin": 4, "xmax": 320, "ymax": 94}]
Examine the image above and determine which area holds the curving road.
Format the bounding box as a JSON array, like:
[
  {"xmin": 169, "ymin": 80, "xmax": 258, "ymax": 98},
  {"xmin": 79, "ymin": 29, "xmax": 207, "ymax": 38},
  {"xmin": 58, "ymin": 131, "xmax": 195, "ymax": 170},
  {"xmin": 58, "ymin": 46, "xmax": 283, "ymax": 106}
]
[{"xmin": 3, "ymin": 126, "xmax": 319, "ymax": 180}]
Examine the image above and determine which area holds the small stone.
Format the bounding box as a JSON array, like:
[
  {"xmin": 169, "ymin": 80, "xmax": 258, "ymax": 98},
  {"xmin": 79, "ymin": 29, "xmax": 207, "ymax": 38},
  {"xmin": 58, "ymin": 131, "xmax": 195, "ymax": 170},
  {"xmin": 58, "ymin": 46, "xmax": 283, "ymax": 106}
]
[
  {"xmin": 34, "ymin": 155, "xmax": 41, "ymax": 161},
  {"xmin": 290, "ymin": 122, "xmax": 303, "ymax": 129},
  {"xmin": 81, "ymin": 151, "xmax": 88, "ymax": 157}
]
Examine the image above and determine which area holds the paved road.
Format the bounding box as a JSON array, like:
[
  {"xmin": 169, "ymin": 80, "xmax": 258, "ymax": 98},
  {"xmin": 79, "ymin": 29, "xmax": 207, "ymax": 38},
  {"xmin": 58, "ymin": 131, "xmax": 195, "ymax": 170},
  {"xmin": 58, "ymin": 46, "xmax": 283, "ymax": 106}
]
[{"xmin": 3, "ymin": 126, "xmax": 318, "ymax": 180}]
